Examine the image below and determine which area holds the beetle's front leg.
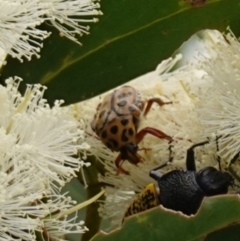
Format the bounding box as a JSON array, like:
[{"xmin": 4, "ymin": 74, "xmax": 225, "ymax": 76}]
[
  {"xmin": 136, "ymin": 127, "xmax": 173, "ymax": 144},
  {"xmin": 143, "ymin": 97, "xmax": 172, "ymax": 117},
  {"xmin": 115, "ymin": 151, "xmax": 144, "ymax": 175},
  {"xmin": 186, "ymin": 141, "xmax": 209, "ymax": 171},
  {"xmin": 149, "ymin": 161, "xmax": 169, "ymax": 181},
  {"xmin": 115, "ymin": 154, "xmax": 130, "ymax": 175}
]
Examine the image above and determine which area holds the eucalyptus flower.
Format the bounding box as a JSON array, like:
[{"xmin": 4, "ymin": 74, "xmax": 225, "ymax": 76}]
[
  {"xmin": 0, "ymin": 0, "xmax": 50, "ymax": 62},
  {"xmin": 42, "ymin": 0, "xmax": 103, "ymax": 45},
  {"xmin": 0, "ymin": 165, "xmax": 47, "ymax": 241},
  {"xmin": 42, "ymin": 193, "xmax": 88, "ymax": 241},
  {"xmin": 180, "ymin": 29, "xmax": 240, "ymax": 178},
  {"xmin": 0, "ymin": 76, "xmax": 92, "ymax": 240},
  {"xmin": 0, "ymin": 164, "xmax": 89, "ymax": 241},
  {"xmin": 42, "ymin": 190, "xmax": 104, "ymax": 240},
  {"xmin": 3, "ymin": 76, "xmax": 90, "ymax": 192},
  {"xmin": 0, "ymin": 0, "xmax": 102, "ymax": 62}
]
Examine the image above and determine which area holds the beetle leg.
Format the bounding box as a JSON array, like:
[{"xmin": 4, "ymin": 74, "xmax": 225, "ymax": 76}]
[
  {"xmin": 143, "ymin": 97, "xmax": 172, "ymax": 117},
  {"xmin": 115, "ymin": 154, "xmax": 130, "ymax": 175},
  {"xmin": 149, "ymin": 161, "xmax": 169, "ymax": 181},
  {"xmin": 136, "ymin": 127, "xmax": 173, "ymax": 143},
  {"xmin": 116, "ymin": 152, "xmax": 144, "ymax": 175},
  {"xmin": 186, "ymin": 140, "xmax": 209, "ymax": 171}
]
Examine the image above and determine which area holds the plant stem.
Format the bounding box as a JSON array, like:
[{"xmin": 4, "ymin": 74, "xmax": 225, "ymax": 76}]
[{"xmin": 79, "ymin": 156, "xmax": 106, "ymax": 241}]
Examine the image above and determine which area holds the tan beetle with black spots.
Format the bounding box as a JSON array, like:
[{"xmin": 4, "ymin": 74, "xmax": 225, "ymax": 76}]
[{"xmin": 91, "ymin": 85, "xmax": 173, "ymax": 174}]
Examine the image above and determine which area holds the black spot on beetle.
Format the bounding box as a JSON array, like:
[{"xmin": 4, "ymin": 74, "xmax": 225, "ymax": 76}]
[
  {"xmin": 106, "ymin": 142, "xmax": 112, "ymax": 149},
  {"xmin": 109, "ymin": 139, "xmax": 118, "ymax": 148},
  {"xmin": 118, "ymin": 100, "xmax": 127, "ymax": 107},
  {"xmin": 101, "ymin": 130, "xmax": 107, "ymax": 139},
  {"xmin": 121, "ymin": 119, "xmax": 129, "ymax": 126},
  {"xmin": 110, "ymin": 125, "xmax": 118, "ymax": 134},
  {"xmin": 121, "ymin": 129, "xmax": 129, "ymax": 142},
  {"xmin": 128, "ymin": 128, "xmax": 134, "ymax": 136}
]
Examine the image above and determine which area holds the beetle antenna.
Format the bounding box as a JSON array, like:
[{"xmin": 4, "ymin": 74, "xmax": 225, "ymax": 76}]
[
  {"xmin": 149, "ymin": 162, "xmax": 168, "ymax": 180},
  {"xmin": 168, "ymin": 140, "xmax": 174, "ymax": 163},
  {"xmin": 207, "ymin": 135, "xmax": 224, "ymax": 171},
  {"xmin": 186, "ymin": 140, "xmax": 209, "ymax": 171},
  {"xmin": 215, "ymin": 135, "xmax": 222, "ymax": 171}
]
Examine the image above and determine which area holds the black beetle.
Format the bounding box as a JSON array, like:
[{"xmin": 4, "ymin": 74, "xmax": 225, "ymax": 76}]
[{"xmin": 124, "ymin": 141, "xmax": 235, "ymax": 218}]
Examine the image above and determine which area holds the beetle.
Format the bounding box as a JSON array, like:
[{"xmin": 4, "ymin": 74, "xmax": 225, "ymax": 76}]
[
  {"xmin": 123, "ymin": 140, "xmax": 235, "ymax": 219},
  {"xmin": 91, "ymin": 85, "xmax": 173, "ymax": 174}
]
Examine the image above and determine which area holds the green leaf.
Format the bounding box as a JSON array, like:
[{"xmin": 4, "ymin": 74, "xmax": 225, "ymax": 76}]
[
  {"xmin": 90, "ymin": 195, "xmax": 240, "ymax": 241},
  {"xmin": 205, "ymin": 224, "xmax": 240, "ymax": 241},
  {"xmin": 1, "ymin": 0, "xmax": 240, "ymax": 105}
]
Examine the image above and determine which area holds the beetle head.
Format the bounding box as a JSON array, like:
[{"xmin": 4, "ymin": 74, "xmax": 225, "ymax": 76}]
[
  {"xmin": 196, "ymin": 166, "xmax": 234, "ymax": 196},
  {"xmin": 120, "ymin": 144, "xmax": 142, "ymax": 165}
]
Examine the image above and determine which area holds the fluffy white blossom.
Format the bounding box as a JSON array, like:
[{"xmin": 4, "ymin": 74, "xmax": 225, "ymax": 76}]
[
  {"xmin": 42, "ymin": 0, "xmax": 102, "ymax": 45},
  {"xmin": 0, "ymin": 0, "xmax": 50, "ymax": 62},
  {"xmin": 0, "ymin": 76, "xmax": 92, "ymax": 240},
  {"xmin": 0, "ymin": 165, "xmax": 47, "ymax": 241},
  {"xmin": 0, "ymin": 0, "xmax": 102, "ymax": 62},
  {"xmin": 43, "ymin": 193, "xmax": 88, "ymax": 241},
  {"xmin": 181, "ymin": 29, "xmax": 240, "ymax": 175},
  {"xmin": 3, "ymin": 76, "xmax": 90, "ymax": 192}
]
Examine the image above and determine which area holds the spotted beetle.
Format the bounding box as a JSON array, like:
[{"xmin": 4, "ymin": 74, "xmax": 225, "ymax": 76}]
[
  {"xmin": 91, "ymin": 85, "xmax": 173, "ymax": 175},
  {"xmin": 124, "ymin": 140, "xmax": 234, "ymax": 219}
]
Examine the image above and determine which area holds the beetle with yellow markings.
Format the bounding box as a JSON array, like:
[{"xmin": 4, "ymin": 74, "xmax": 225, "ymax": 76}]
[{"xmin": 123, "ymin": 141, "xmax": 235, "ymax": 220}]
